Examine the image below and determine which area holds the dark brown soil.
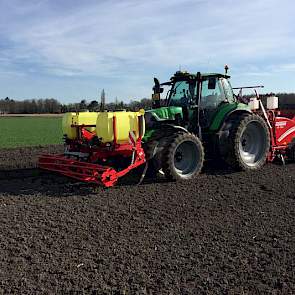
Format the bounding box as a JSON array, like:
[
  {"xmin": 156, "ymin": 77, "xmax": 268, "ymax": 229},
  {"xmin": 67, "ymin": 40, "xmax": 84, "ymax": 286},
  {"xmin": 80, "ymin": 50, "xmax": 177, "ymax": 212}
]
[
  {"xmin": 0, "ymin": 145, "xmax": 63, "ymax": 171},
  {"xmin": 0, "ymin": 146, "xmax": 295, "ymax": 294}
]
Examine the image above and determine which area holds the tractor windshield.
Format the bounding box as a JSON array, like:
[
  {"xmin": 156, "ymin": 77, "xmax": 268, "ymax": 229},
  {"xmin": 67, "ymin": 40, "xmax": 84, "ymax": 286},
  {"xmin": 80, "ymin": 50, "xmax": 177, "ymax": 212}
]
[{"xmin": 168, "ymin": 80, "xmax": 194, "ymax": 107}]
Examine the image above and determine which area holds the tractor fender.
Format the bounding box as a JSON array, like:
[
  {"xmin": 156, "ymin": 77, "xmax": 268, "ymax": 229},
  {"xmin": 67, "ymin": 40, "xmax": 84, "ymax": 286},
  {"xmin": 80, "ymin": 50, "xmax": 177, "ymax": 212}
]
[
  {"xmin": 151, "ymin": 124, "xmax": 189, "ymax": 152},
  {"xmin": 209, "ymin": 103, "xmax": 252, "ymax": 132},
  {"xmin": 160, "ymin": 124, "xmax": 189, "ymax": 134},
  {"xmin": 218, "ymin": 109, "xmax": 252, "ymax": 132},
  {"xmin": 217, "ymin": 110, "xmax": 252, "ymax": 157},
  {"xmin": 143, "ymin": 124, "xmax": 189, "ymax": 164}
]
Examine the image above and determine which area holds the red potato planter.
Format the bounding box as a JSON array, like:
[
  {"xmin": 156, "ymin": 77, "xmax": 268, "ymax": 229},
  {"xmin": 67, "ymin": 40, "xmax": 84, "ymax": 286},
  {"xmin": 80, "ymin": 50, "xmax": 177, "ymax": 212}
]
[{"xmin": 251, "ymin": 96, "xmax": 295, "ymax": 163}]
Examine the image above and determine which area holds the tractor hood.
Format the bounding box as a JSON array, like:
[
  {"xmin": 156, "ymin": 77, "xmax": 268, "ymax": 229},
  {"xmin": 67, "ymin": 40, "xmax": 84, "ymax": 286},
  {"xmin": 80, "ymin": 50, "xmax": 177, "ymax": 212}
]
[
  {"xmin": 145, "ymin": 106, "xmax": 183, "ymax": 122},
  {"xmin": 143, "ymin": 106, "xmax": 184, "ymax": 142}
]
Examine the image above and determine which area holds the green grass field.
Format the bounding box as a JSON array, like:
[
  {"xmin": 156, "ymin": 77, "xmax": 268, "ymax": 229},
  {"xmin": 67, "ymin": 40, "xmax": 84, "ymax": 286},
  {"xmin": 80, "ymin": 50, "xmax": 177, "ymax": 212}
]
[{"xmin": 0, "ymin": 117, "xmax": 62, "ymax": 148}]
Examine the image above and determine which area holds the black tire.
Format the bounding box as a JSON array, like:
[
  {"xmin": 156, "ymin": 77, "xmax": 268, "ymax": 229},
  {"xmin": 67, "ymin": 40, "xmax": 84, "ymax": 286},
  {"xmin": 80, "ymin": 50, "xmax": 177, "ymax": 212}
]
[
  {"xmin": 224, "ymin": 114, "xmax": 270, "ymax": 170},
  {"xmin": 143, "ymin": 141, "xmax": 160, "ymax": 178},
  {"xmin": 162, "ymin": 133, "xmax": 204, "ymax": 180},
  {"xmin": 287, "ymin": 138, "xmax": 295, "ymax": 162}
]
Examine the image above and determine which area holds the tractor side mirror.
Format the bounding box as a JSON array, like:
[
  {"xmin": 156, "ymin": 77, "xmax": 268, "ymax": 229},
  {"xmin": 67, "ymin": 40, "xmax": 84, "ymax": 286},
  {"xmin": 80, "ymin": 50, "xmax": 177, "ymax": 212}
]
[
  {"xmin": 208, "ymin": 77, "xmax": 216, "ymax": 90},
  {"xmin": 152, "ymin": 86, "xmax": 164, "ymax": 94},
  {"xmin": 153, "ymin": 77, "xmax": 164, "ymax": 93}
]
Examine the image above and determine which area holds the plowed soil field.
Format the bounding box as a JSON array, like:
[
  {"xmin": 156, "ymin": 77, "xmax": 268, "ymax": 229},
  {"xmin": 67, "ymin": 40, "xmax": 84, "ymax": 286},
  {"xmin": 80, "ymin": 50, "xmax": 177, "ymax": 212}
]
[{"xmin": 0, "ymin": 146, "xmax": 294, "ymax": 294}]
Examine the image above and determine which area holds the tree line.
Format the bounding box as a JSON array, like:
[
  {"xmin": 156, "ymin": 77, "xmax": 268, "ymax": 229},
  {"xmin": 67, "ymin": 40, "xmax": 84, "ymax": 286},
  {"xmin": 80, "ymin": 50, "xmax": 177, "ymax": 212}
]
[
  {"xmin": 271, "ymin": 93, "xmax": 295, "ymax": 109},
  {"xmin": 0, "ymin": 93, "xmax": 294, "ymax": 114},
  {"xmin": 0, "ymin": 97, "xmax": 153, "ymax": 114},
  {"xmin": 0, "ymin": 97, "xmax": 61, "ymax": 114},
  {"xmin": 61, "ymin": 98, "xmax": 152, "ymax": 113}
]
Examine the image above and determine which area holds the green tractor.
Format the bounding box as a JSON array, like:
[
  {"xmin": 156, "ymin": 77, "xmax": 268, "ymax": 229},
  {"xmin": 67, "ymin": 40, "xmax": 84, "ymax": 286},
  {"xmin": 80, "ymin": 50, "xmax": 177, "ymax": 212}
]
[
  {"xmin": 142, "ymin": 70, "xmax": 270, "ymax": 180},
  {"xmin": 39, "ymin": 68, "xmax": 273, "ymax": 187}
]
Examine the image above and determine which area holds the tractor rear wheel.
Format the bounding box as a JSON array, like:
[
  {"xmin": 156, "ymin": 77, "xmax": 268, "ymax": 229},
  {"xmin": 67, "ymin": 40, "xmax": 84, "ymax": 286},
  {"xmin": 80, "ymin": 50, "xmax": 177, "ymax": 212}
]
[
  {"xmin": 162, "ymin": 133, "xmax": 204, "ymax": 180},
  {"xmin": 225, "ymin": 114, "xmax": 270, "ymax": 170}
]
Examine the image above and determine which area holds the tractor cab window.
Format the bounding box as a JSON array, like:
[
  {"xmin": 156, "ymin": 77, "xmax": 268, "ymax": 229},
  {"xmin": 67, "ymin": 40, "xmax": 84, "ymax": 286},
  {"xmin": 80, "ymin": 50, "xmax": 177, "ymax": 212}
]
[
  {"xmin": 200, "ymin": 78, "xmax": 225, "ymax": 109},
  {"xmin": 169, "ymin": 80, "xmax": 194, "ymax": 107},
  {"xmin": 198, "ymin": 78, "xmax": 226, "ymax": 128},
  {"xmin": 221, "ymin": 78, "xmax": 235, "ymax": 102}
]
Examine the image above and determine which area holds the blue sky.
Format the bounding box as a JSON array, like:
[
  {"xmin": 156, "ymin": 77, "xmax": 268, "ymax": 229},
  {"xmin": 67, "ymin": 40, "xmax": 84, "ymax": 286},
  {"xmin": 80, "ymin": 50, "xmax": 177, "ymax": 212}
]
[{"xmin": 0, "ymin": 0, "xmax": 294, "ymax": 103}]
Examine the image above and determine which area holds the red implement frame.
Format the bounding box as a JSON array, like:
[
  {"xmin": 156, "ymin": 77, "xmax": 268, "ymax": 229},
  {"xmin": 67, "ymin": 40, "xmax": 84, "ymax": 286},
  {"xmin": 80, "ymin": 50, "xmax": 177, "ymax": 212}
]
[
  {"xmin": 39, "ymin": 115, "xmax": 146, "ymax": 187},
  {"xmin": 236, "ymin": 87, "xmax": 295, "ymax": 162},
  {"xmin": 266, "ymin": 109, "xmax": 295, "ymax": 162}
]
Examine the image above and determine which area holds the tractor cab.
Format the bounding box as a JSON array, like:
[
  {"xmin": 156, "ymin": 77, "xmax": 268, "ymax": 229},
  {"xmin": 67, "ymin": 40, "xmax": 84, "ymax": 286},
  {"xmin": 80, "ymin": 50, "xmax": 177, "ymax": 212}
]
[{"xmin": 151, "ymin": 71, "xmax": 237, "ymax": 130}]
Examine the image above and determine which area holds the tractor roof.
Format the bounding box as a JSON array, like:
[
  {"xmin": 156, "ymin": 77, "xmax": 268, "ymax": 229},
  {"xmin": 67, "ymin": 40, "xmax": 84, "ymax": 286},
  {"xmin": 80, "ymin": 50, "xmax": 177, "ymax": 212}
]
[
  {"xmin": 172, "ymin": 71, "xmax": 230, "ymax": 80},
  {"xmin": 202, "ymin": 72, "xmax": 231, "ymax": 79}
]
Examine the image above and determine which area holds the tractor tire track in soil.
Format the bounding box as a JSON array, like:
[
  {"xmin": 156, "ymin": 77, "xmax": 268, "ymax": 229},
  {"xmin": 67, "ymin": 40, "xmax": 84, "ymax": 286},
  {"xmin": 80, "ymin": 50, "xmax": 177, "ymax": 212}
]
[{"xmin": 0, "ymin": 146, "xmax": 295, "ymax": 294}]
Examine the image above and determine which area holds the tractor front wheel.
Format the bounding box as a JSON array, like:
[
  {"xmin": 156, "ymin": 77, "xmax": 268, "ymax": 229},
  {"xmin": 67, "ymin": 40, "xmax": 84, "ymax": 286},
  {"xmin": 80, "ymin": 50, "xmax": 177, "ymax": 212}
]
[{"xmin": 162, "ymin": 133, "xmax": 204, "ymax": 181}]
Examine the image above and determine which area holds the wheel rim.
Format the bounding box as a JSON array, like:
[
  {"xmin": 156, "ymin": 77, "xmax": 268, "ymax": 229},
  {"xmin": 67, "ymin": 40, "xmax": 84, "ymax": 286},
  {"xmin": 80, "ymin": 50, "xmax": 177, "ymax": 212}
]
[
  {"xmin": 239, "ymin": 121, "xmax": 268, "ymax": 167},
  {"xmin": 173, "ymin": 141, "xmax": 200, "ymax": 177}
]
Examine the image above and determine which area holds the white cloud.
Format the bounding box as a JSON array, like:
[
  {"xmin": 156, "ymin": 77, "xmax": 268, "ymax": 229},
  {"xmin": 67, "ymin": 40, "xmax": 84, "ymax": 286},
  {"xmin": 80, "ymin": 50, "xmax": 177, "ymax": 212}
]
[
  {"xmin": 275, "ymin": 63, "xmax": 295, "ymax": 72},
  {"xmin": 0, "ymin": 0, "xmax": 294, "ymax": 100}
]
